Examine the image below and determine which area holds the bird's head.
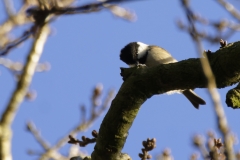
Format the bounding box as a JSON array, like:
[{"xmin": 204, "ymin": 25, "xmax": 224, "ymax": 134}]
[{"xmin": 120, "ymin": 42, "xmax": 149, "ymax": 66}]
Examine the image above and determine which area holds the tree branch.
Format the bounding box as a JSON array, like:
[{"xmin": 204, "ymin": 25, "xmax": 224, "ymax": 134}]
[
  {"xmin": 0, "ymin": 23, "xmax": 49, "ymax": 160},
  {"xmin": 91, "ymin": 41, "xmax": 240, "ymax": 160}
]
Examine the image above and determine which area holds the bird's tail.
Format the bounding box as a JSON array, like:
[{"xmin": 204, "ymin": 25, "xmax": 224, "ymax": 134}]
[{"xmin": 182, "ymin": 89, "xmax": 206, "ymax": 109}]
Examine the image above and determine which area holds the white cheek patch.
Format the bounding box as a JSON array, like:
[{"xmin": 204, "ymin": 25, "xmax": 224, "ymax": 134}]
[{"xmin": 137, "ymin": 42, "xmax": 149, "ymax": 59}]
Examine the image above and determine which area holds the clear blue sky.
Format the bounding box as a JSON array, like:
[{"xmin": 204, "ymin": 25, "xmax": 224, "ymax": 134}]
[{"xmin": 0, "ymin": 0, "xmax": 240, "ymax": 159}]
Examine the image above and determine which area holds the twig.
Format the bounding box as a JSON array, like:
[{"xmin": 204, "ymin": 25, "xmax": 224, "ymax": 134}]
[
  {"xmin": 0, "ymin": 23, "xmax": 49, "ymax": 160},
  {"xmin": 26, "ymin": 122, "xmax": 67, "ymax": 160},
  {"xmin": 103, "ymin": 4, "xmax": 136, "ymax": 21},
  {"xmin": 138, "ymin": 138, "xmax": 156, "ymax": 160},
  {"xmin": 26, "ymin": 121, "xmax": 50, "ymax": 150},
  {"xmin": 39, "ymin": 89, "xmax": 114, "ymax": 160},
  {"xmin": 0, "ymin": 26, "xmax": 35, "ymax": 56},
  {"xmin": 0, "ymin": 58, "xmax": 50, "ymax": 72},
  {"xmin": 68, "ymin": 130, "xmax": 98, "ymax": 147},
  {"xmin": 217, "ymin": 0, "xmax": 240, "ymax": 21},
  {"xmin": 181, "ymin": 1, "xmax": 235, "ymax": 159},
  {"xmin": 177, "ymin": 3, "xmax": 240, "ymax": 44},
  {"xmin": 0, "ymin": 4, "xmax": 30, "ymax": 47},
  {"xmin": 27, "ymin": 0, "xmax": 140, "ymax": 16},
  {"xmin": 193, "ymin": 134, "xmax": 209, "ymax": 159},
  {"xmin": 1, "ymin": 0, "xmax": 138, "ymax": 55}
]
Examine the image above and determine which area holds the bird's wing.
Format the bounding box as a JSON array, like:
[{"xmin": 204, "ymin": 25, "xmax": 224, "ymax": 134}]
[{"xmin": 146, "ymin": 46, "xmax": 177, "ymax": 66}]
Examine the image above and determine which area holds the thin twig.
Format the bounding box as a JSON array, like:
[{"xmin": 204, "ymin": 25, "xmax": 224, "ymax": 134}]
[
  {"xmin": 26, "ymin": 121, "xmax": 51, "ymax": 151},
  {"xmin": 217, "ymin": 0, "xmax": 240, "ymax": 21},
  {"xmin": 0, "ymin": 23, "xmax": 49, "ymax": 160},
  {"xmin": 27, "ymin": 0, "xmax": 139, "ymax": 15},
  {"xmin": 27, "ymin": 122, "xmax": 69, "ymax": 160},
  {"xmin": 0, "ymin": 58, "xmax": 50, "ymax": 72},
  {"xmin": 0, "ymin": 4, "xmax": 30, "ymax": 47},
  {"xmin": 181, "ymin": 1, "xmax": 235, "ymax": 159},
  {"xmin": 192, "ymin": 134, "xmax": 209, "ymax": 159},
  {"xmin": 39, "ymin": 89, "xmax": 114, "ymax": 160}
]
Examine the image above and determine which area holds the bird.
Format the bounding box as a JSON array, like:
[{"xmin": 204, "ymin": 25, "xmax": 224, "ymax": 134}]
[{"xmin": 119, "ymin": 42, "xmax": 206, "ymax": 109}]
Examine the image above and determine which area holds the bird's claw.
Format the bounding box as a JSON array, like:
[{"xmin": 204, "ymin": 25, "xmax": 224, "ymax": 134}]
[{"xmin": 135, "ymin": 63, "xmax": 146, "ymax": 68}]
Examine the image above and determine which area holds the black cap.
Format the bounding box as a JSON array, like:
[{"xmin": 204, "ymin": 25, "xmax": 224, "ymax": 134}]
[{"xmin": 120, "ymin": 42, "xmax": 139, "ymax": 65}]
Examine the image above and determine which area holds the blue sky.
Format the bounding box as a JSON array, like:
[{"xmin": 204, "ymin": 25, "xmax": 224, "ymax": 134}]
[{"xmin": 0, "ymin": 0, "xmax": 240, "ymax": 159}]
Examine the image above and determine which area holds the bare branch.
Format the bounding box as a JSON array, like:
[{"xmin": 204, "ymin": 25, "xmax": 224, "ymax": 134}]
[
  {"xmin": 0, "ymin": 4, "xmax": 30, "ymax": 47},
  {"xmin": 0, "ymin": 58, "xmax": 50, "ymax": 72},
  {"xmin": 26, "ymin": 0, "xmax": 140, "ymax": 16},
  {"xmin": 217, "ymin": 0, "xmax": 240, "ymax": 21},
  {"xmin": 0, "ymin": 23, "xmax": 49, "ymax": 160},
  {"xmin": 103, "ymin": 4, "xmax": 136, "ymax": 21},
  {"xmin": 26, "ymin": 121, "xmax": 51, "ymax": 151},
  {"xmin": 68, "ymin": 130, "xmax": 98, "ymax": 147},
  {"xmin": 193, "ymin": 134, "xmax": 209, "ymax": 158},
  {"xmin": 39, "ymin": 89, "xmax": 114, "ymax": 160},
  {"xmin": 180, "ymin": 1, "xmax": 235, "ymax": 159}
]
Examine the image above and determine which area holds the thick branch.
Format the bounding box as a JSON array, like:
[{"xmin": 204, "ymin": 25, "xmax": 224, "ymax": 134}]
[{"xmin": 91, "ymin": 41, "xmax": 240, "ymax": 160}]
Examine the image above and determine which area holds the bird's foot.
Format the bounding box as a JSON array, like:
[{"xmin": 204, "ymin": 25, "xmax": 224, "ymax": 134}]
[{"xmin": 135, "ymin": 62, "xmax": 146, "ymax": 68}]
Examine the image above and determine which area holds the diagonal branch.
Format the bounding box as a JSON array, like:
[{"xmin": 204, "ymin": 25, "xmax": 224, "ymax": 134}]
[
  {"xmin": 0, "ymin": 23, "xmax": 49, "ymax": 160},
  {"xmin": 91, "ymin": 41, "xmax": 240, "ymax": 160},
  {"xmin": 26, "ymin": 121, "xmax": 51, "ymax": 151},
  {"xmin": 181, "ymin": 1, "xmax": 236, "ymax": 158}
]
